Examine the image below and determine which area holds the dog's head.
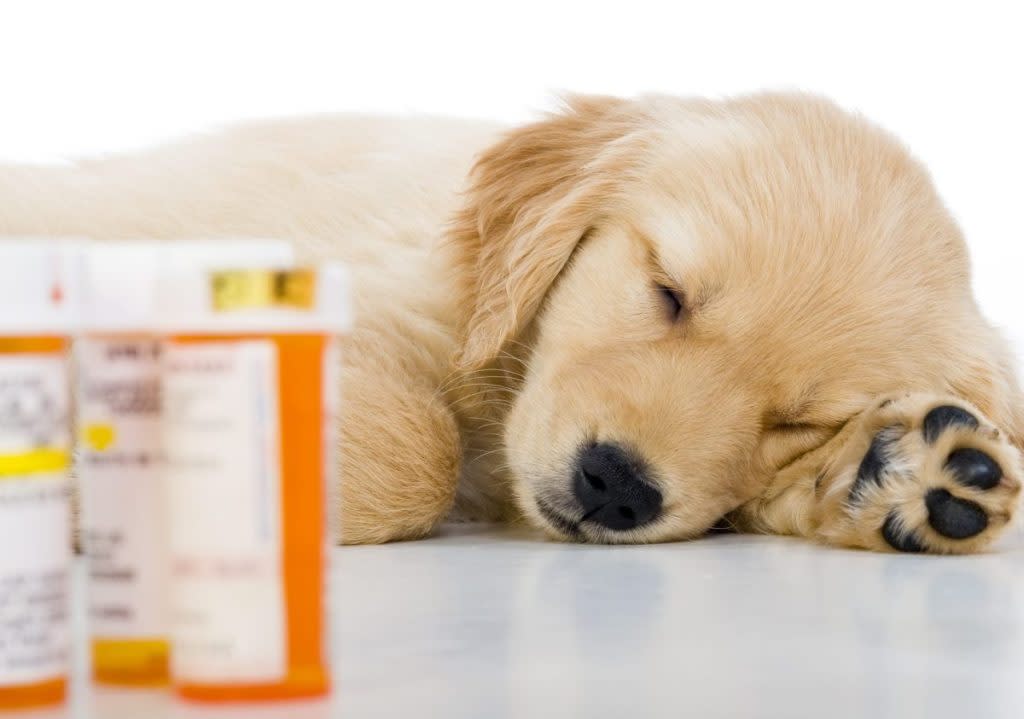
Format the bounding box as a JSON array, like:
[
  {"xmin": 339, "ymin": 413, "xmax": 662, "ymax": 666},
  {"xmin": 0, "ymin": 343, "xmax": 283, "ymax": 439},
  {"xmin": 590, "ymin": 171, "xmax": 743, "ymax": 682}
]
[{"xmin": 449, "ymin": 93, "xmax": 1024, "ymax": 543}]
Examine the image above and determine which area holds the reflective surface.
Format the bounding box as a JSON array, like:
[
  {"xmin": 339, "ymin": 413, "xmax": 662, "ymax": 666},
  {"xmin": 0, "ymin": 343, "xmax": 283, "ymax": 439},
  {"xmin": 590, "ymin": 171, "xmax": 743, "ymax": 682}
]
[{"xmin": 49, "ymin": 525, "xmax": 1024, "ymax": 717}]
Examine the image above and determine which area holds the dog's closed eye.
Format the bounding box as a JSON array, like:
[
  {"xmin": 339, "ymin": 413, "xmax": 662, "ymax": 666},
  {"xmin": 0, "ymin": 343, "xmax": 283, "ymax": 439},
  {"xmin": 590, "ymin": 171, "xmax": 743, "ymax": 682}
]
[
  {"xmin": 656, "ymin": 283, "xmax": 685, "ymax": 322},
  {"xmin": 764, "ymin": 407, "xmax": 818, "ymax": 433},
  {"xmin": 769, "ymin": 421, "xmax": 819, "ymax": 433}
]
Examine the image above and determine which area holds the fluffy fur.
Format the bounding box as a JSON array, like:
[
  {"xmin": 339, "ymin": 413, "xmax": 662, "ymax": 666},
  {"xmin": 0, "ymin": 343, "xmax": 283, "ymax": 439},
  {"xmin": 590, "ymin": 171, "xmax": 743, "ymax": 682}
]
[{"xmin": 2, "ymin": 93, "xmax": 1021, "ymax": 553}]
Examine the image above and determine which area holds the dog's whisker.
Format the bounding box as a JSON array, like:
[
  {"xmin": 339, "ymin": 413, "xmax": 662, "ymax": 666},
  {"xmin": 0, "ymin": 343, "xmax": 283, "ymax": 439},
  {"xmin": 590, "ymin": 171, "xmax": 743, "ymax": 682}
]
[
  {"xmin": 447, "ymin": 381, "xmax": 518, "ymax": 397},
  {"xmin": 447, "ymin": 372, "xmax": 526, "ymax": 391},
  {"xmin": 440, "ymin": 389, "xmax": 515, "ymax": 406},
  {"xmin": 462, "ymin": 384, "xmax": 519, "ymax": 395},
  {"xmin": 463, "ymin": 417, "xmax": 507, "ymax": 431},
  {"xmin": 441, "ymin": 367, "xmax": 526, "ymax": 383},
  {"xmin": 437, "ymin": 373, "xmax": 524, "ymax": 396},
  {"xmin": 445, "ymin": 377, "xmax": 520, "ymax": 388},
  {"xmin": 468, "ymin": 447, "xmax": 510, "ymax": 464},
  {"xmin": 499, "ymin": 338, "xmax": 535, "ymax": 356},
  {"xmin": 451, "ymin": 391, "xmax": 515, "ymax": 409}
]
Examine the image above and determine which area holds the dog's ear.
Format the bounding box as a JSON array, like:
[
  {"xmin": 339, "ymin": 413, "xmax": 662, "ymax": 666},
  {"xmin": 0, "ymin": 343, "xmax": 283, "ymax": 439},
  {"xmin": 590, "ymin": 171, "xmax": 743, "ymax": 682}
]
[{"xmin": 448, "ymin": 95, "xmax": 640, "ymax": 369}]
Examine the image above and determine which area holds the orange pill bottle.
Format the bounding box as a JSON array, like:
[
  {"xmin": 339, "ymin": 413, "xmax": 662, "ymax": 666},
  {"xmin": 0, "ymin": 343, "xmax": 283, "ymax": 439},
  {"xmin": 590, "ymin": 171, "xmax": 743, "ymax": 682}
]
[
  {"xmin": 0, "ymin": 241, "xmax": 80, "ymax": 710},
  {"xmin": 158, "ymin": 260, "xmax": 348, "ymax": 702},
  {"xmin": 77, "ymin": 241, "xmax": 293, "ymax": 687}
]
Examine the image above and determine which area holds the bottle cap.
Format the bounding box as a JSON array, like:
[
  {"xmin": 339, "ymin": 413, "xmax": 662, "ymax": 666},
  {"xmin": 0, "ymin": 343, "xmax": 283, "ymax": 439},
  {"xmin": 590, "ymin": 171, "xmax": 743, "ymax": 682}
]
[
  {"xmin": 81, "ymin": 239, "xmax": 295, "ymax": 333},
  {"xmin": 0, "ymin": 239, "xmax": 84, "ymax": 336}
]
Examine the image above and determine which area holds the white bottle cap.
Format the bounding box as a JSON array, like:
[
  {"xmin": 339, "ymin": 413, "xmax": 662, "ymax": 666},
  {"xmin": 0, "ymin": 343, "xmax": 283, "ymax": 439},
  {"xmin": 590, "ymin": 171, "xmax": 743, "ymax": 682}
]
[
  {"xmin": 0, "ymin": 239, "xmax": 85, "ymax": 336},
  {"xmin": 81, "ymin": 239, "xmax": 295, "ymax": 334},
  {"xmin": 157, "ymin": 252, "xmax": 351, "ymax": 335}
]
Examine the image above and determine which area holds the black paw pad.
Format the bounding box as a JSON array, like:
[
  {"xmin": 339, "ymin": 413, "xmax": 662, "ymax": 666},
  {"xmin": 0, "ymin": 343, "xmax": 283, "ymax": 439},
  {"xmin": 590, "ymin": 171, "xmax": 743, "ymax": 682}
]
[
  {"xmin": 881, "ymin": 512, "xmax": 926, "ymax": 553},
  {"xmin": 922, "ymin": 405, "xmax": 978, "ymax": 444},
  {"xmin": 851, "ymin": 427, "xmax": 899, "ymax": 500},
  {"xmin": 945, "ymin": 448, "xmax": 1002, "ymax": 491},
  {"xmin": 925, "ymin": 488, "xmax": 988, "ymax": 539}
]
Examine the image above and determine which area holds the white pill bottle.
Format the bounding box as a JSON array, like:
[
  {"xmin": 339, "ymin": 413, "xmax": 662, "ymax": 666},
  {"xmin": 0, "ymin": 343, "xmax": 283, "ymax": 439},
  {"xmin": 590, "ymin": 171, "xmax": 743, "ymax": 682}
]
[
  {"xmin": 0, "ymin": 241, "xmax": 80, "ymax": 710},
  {"xmin": 158, "ymin": 259, "xmax": 348, "ymax": 702},
  {"xmin": 77, "ymin": 240, "xmax": 293, "ymax": 687}
]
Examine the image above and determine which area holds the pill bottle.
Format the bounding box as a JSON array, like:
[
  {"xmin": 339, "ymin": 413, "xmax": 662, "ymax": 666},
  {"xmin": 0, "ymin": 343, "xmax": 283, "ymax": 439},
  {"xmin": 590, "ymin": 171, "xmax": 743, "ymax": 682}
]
[
  {"xmin": 77, "ymin": 241, "xmax": 293, "ymax": 687},
  {"xmin": 0, "ymin": 241, "xmax": 81, "ymax": 710},
  {"xmin": 158, "ymin": 260, "xmax": 348, "ymax": 702}
]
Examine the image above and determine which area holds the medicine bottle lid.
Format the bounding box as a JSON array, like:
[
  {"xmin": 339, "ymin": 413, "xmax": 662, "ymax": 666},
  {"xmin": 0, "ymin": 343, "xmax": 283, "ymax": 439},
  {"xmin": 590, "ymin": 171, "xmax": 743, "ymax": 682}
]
[
  {"xmin": 0, "ymin": 240, "xmax": 84, "ymax": 336},
  {"xmin": 81, "ymin": 239, "xmax": 294, "ymax": 333},
  {"xmin": 157, "ymin": 255, "xmax": 351, "ymax": 335}
]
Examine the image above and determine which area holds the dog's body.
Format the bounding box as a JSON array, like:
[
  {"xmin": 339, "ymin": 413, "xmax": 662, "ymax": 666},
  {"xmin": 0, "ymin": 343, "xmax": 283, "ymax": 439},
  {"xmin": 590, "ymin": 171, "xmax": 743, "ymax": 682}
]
[{"xmin": 3, "ymin": 94, "xmax": 1021, "ymax": 553}]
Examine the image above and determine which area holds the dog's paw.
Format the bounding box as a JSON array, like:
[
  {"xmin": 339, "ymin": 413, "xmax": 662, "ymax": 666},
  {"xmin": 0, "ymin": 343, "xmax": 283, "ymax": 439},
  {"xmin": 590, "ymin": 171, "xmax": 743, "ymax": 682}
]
[{"xmin": 817, "ymin": 394, "xmax": 1022, "ymax": 554}]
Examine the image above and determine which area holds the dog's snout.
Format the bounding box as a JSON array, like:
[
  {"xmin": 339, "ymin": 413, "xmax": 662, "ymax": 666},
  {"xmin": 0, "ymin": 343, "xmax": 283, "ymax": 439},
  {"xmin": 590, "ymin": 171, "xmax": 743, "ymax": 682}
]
[{"xmin": 573, "ymin": 443, "xmax": 662, "ymax": 531}]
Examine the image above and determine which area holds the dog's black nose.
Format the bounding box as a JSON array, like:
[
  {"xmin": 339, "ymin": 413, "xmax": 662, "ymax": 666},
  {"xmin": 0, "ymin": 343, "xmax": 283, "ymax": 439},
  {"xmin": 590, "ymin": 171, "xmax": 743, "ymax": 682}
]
[{"xmin": 573, "ymin": 443, "xmax": 662, "ymax": 531}]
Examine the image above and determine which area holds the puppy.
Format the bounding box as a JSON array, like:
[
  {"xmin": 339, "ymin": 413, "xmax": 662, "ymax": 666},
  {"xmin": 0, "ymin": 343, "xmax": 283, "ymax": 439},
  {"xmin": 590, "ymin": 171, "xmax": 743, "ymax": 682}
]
[{"xmin": 2, "ymin": 93, "xmax": 1021, "ymax": 553}]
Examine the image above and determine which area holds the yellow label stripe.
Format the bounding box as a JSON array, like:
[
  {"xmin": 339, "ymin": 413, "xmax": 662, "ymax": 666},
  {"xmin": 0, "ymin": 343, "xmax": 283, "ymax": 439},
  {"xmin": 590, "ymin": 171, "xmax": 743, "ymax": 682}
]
[
  {"xmin": 0, "ymin": 449, "xmax": 70, "ymax": 478},
  {"xmin": 211, "ymin": 268, "xmax": 316, "ymax": 312}
]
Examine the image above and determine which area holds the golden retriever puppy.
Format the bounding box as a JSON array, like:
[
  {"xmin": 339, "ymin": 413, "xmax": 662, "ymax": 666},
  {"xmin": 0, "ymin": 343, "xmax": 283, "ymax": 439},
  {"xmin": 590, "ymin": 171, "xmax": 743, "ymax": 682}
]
[{"xmin": 2, "ymin": 93, "xmax": 1021, "ymax": 554}]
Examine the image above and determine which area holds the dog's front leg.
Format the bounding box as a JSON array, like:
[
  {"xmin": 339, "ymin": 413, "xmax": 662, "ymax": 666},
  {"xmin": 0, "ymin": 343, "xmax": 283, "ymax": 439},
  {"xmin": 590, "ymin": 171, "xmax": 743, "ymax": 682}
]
[
  {"xmin": 734, "ymin": 393, "xmax": 1022, "ymax": 554},
  {"xmin": 336, "ymin": 334, "xmax": 463, "ymax": 545}
]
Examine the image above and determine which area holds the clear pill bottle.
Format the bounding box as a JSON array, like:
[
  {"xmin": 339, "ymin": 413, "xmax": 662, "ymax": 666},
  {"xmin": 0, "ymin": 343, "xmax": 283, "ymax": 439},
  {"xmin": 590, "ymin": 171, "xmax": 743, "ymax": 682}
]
[
  {"xmin": 0, "ymin": 241, "xmax": 80, "ymax": 710},
  {"xmin": 77, "ymin": 240, "xmax": 293, "ymax": 687},
  {"xmin": 158, "ymin": 260, "xmax": 348, "ymax": 702}
]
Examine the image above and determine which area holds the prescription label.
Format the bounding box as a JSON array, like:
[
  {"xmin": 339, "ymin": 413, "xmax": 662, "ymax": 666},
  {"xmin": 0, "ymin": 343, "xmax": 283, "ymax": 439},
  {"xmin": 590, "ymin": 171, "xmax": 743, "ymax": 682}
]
[
  {"xmin": 77, "ymin": 339, "xmax": 167, "ymax": 639},
  {"xmin": 162, "ymin": 340, "xmax": 285, "ymax": 683},
  {"xmin": 0, "ymin": 354, "xmax": 71, "ymax": 686}
]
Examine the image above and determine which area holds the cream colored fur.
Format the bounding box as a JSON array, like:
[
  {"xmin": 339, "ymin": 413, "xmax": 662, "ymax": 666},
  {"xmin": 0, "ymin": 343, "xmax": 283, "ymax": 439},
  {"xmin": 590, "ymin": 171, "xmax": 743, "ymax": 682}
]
[{"xmin": 2, "ymin": 94, "xmax": 1021, "ymax": 552}]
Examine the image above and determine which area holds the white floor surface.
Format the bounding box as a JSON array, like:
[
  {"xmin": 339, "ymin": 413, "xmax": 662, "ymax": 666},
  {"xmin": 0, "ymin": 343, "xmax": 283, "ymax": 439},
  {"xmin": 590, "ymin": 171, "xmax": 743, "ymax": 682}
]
[{"xmin": 27, "ymin": 524, "xmax": 1024, "ymax": 718}]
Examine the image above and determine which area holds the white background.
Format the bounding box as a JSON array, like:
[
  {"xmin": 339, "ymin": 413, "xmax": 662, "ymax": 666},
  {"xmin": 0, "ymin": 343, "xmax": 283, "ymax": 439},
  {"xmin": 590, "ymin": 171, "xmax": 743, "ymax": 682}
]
[{"xmin": 1, "ymin": 0, "xmax": 1021, "ymax": 355}]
